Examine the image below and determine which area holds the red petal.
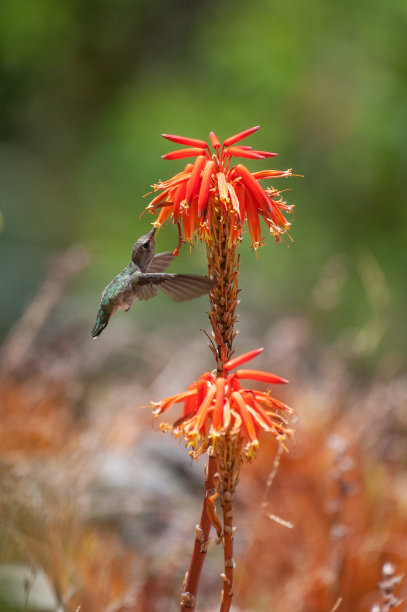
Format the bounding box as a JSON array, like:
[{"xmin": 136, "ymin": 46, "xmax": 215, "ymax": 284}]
[
  {"xmin": 251, "ymin": 150, "xmax": 278, "ymax": 158},
  {"xmin": 212, "ymin": 377, "xmax": 226, "ymax": 431},
  {"xmin": 198, "ymin": 159, "xmax": 216, "ymax": 217},
  {"xmin": 227, "ymin": 183, "xmax": 241, "ymax": 217},
  {"xmin": 230, "ymin": 409, "xmax": 242, "ymax": 436},
  {"xmin": 255, "ymin": 392, "xmax": 292, "ymax": 412},
  {"xmin": 154, "ymin": 204, "xmax": 172, "ymax": 227},
  {"xmin": 223, "ymin": 399, "xmax": 231, "ymax": 429},
  {"xmin": 231, "ymin": 391, "xmax": 258, "ymax": 442},
  {"xmin": 256, "ymin": 201, "xmax": 280, "ymax": 229},
  {"xmin": 186, "ymin": 155, "xmax": 207, "ymax": 203},
  {"xmin": 252, "ymin": 170, "xmax": 291, "ymax": 180},
  {"xmin": 234, "ymin": 164, "xmax": 268, "ymax": 204},
  {"xmin": 269, "ymin": 200, "xmax": 290, "ymax": 228},
  {"xmin": 148, "ymin": 189, "xmax": 170, "ymax": 210},
  {"xmin": 162, "ymin": 133, "xmax": 207, "ymax": 148},
  {"xmin": 156, "ymin": 167, "xmax": 193, "ymax": 190},
  {"xmin": 229, "ymin": 373, "xmax": 242, "ymax": 392},
  {"xmin": 171, "ymin": 181, "xmax": 187, "ymax": 223},
  {"xmin": 246, "ymin": 404, "xmax": 272, "ymax": 431},
  {"xmin": 233, "ymin": 181, "xmax": 246, "ymax": 224},
  {"xmin": 244, "ymin": 392, "xmax": 279, "ymax": 429},
  {"xmin": 195, "ymin": 384, "xmax": 217, "ymax": 432},
  {"xmin": 209, "ymin": 131, "xmax": 221, "ymax": 150},
  {"xmin": 162, "ymin": 148, "xmax": 206, "ymax": 160},
  {"xmin": 223, "ymin": 126, "xmax": 260, "ymax": 147},
  {"xmin": 154, "ymin": 388, "xmax": 196, "ymax": 414},
  {"xmin": 182, "ymin": 197, "xmax": 199, "ymax": 243},
  {"xmin": 189, "ymin": 198, "xmax": 199, "ymax": 234},
  {"xmin": 182, "ymin": 202, "xmax": 193, "ymax": 243},
  {"xmin": 183, "ymin": 389, "xmax": 198, "ymax": 416},
  {"xmin": 217, "ymin": 172, "xmax": 229, "ymax": 201},
  {"xmin": 151, "ymin": 201, "xmax": 174, "ymax": 209},
  {"xmin": 224, "ymin": 147, "xmax": 265, "ymax": 160},
  {"xmin": 224, "ymin": 347, "xmax": 264, "ymax": 371},
  {"xmin": 245, "ymin": 190, "xmax": 263, "ymax": 248},
  {"xmin": 235, "ymin": 369, "xmax": 289, "ymax": 384},
  {"xmin": 197, "ymin": 377, "xmax": 209, "ymax": 405},
  {"xmin": 234, "ymin": 164, "xmax": 276, "ymax": 223}
]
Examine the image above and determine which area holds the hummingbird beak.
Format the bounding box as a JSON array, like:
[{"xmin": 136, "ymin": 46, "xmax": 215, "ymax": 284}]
[{"xmin": 148, "ymin": 227, "xmax": 157, "ymax": 241}]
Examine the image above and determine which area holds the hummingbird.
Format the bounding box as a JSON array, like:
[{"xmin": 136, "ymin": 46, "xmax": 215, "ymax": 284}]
[{"xmin": 91, "ymin": 228, "xmax": 215, "ymax": 337}]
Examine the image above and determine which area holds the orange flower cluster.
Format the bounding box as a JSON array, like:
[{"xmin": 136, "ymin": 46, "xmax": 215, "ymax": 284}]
[
  {"xmin": 152, "ymin": 348, "xmax": 293, "ymax": 456},
  {"xmin": 147, "ymin": 126, "xmax": 294, "ymax": 249}
]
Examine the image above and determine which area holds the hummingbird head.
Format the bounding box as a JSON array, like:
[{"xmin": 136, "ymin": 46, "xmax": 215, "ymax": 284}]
[{"xmin": 131, "ymin": 227, "xmax": 156, "ymax": 269}]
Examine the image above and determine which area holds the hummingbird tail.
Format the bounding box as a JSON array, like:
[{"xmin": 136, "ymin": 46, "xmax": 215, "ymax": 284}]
[{"xmin": 91, "ymin": 310, "xmax": 110, "ymax": 338}]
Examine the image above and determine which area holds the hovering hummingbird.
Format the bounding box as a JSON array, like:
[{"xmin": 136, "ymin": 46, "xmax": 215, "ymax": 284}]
[{"xmin": 91, "ymin": 228, "xmax": 214, "ymax": 337}]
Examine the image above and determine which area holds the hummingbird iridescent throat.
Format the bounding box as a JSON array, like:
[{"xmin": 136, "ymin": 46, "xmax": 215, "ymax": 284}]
[{"xmin": 91, "ymin": 228, "xmax": 215, "ymax": 337}]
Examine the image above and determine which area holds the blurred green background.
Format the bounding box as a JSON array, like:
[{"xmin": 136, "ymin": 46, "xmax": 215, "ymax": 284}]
[{"xmin": 1, "ymin": 0, "xmax": 406, "ymax": 373}]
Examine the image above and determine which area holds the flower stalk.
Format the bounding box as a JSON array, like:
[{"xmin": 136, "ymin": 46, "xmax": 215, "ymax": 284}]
[
  {"xmin": 207, "ymin": 201, "xmax": 240, "ymax": 374},
  {"xmin": 214, "ymin": 434, "xmax": 242, "ymax": 612},
  {"xmin": 207, "ymin": 196, "xmax": 240, "ymax": 610},
  {"xmin": 180, "ymin": 452, "xmax": 218, "ymax": 612},
  {"xmin": 148, "ymin": 126, "xmax": 295, "ymax": 612}
]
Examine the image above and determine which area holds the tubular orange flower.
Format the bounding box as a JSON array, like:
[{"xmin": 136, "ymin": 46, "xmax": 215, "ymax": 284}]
[
  {"xmin": 235, "ymin": 369, "xmax": 289, "ymax": 384},
  {"xmin": 223, "ymin": 125, "xmax": 260, "ymax": 147},
  {"xmin": 161, "ymin": 133, "xmax": 208, "ymax": 149},
  {"xmin": 161, "ymin": 147, "xmax": 206, "ymax": 160},
  {"xmin": 146, "ymin": 127, "xmax": 295, "ymax": 249},
  {"xmin": 223, "ymin": 347, "xmax": 264, "ymax": 371},
  {"xmin": 224, "ymin": 147, "xmax": 265, "ymax": 160},
  {"xmin": 198, "ymin": 159, "xmax": 216, "ymax": 217},
  {"xmin": 186, "ymin": 155, "xmax": 207, "ymax": 204},
  {"xmin": 152, "ymin": 348, "xmax": 293, "ymax": 456},
  {"xmin": 209, "ymin": 131, "xmax": 221, "ymax": 150}
]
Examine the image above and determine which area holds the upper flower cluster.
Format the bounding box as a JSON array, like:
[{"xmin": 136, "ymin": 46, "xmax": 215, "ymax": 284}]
[
  {"xmin": 146, "ymin": 126, "xmax": 294, "ymax": 249},
  {"xmin": 152, "ymin": 348, "xmax": 293, "ymax": 458}
]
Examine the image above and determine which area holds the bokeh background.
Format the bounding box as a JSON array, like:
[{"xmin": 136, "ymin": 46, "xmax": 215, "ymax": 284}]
[{"xmin": 1, "ymin": 1, "xmax": 407, "ymax": 611}]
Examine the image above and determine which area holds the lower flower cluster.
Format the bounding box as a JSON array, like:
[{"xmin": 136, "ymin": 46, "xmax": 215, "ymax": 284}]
[{"xmin": 152, "ymin": 348, "xmax": 293, "ymax": 458}]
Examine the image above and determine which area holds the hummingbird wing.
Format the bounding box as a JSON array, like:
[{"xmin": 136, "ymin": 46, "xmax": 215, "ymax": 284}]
[
  {"xmin": 136, "ymin": 273, "xmax": 214, "ymax": 303},
  {"xmin": 147, "ymin": 251, "xmax": 174, "ymax": 273},
  {"xmin": 137, "ymin": 283, "xmax": 159, "ymax": 301}
]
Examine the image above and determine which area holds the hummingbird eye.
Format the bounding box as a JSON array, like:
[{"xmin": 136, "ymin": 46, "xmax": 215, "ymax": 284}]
[{"xmin": 143, "ymin": 242, "xmax": 149, "ymax": 249}]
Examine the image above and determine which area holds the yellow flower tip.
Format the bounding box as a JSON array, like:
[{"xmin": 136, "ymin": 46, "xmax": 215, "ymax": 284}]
[
  {"xmin": 153, "ymin": 220, "xmax": 162, "ymax": 228},
  {"xmin": 252, "ymin": 242, "xmax": 263, "ymax": 256},
  {"xmin": 245, "ymin": 441, "xmax": 259, "ymax": 460},
  {"xmin": 151, "ymin": 402, "xmax": 162, "ymax": 416},
  {"xmin": 224, "ymin": 347, "xmax": 264, "ymax": 372},
  {"xmin": 210, "ymin": 432, "xmax": 221, "ymax": 444},
  {"xmin": 160, "ymin": 423, "xmax": 173, "ymax": 433}
]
